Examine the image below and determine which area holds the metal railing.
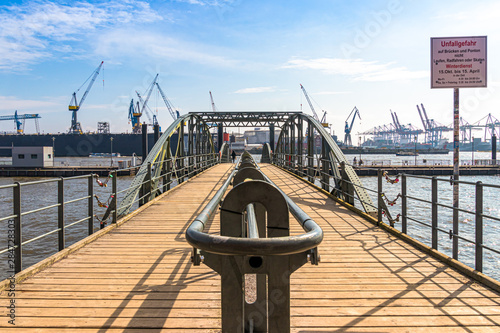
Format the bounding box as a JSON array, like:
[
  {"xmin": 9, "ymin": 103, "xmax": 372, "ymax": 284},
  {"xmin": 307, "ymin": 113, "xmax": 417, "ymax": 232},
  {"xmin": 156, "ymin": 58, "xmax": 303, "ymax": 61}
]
[
  {"xmin": 0, "ymin": 152, "xmax": 219, "ymax": 278},
  {"xmin": 186, "ymin": 152, "xmax": 322, "ymax": 332},
  {"xmin": 272, "ymin": 153, "xmax": 500, "ymax": 281}
]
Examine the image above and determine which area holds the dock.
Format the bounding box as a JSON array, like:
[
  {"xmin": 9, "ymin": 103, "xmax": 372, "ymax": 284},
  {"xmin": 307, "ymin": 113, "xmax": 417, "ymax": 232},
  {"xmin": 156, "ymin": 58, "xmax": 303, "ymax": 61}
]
[{"xmin": 1, "ymin": 163, "xmax": 499, "ymax": 331}]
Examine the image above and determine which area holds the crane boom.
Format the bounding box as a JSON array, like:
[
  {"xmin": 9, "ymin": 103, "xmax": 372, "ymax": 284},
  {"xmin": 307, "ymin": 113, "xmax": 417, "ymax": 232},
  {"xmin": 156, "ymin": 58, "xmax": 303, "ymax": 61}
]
[
  {"xmin": 156, "ymin": 82, "xmax": 178, "ymax": 121},
  {"xmin": 136, "ymin": 91, "xmax": 153, "ymax": 124},
  {"xmin": 300, "ymin": 84, "xmax": 320, "ymax": 122},
  {"xmin": 416, "ymin": 104, "xmax": 428, "ymax": 130},
  {"xmin": 209, "ymin": 91, "xmax": 217, "ymax": 112}
]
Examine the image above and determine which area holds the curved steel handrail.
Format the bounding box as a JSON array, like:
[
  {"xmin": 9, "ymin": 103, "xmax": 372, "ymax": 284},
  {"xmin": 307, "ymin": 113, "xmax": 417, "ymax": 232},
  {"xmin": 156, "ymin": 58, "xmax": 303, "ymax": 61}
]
[{"xmin": 185, "ymin": 156, "xmax": 323, "ymax": 256}]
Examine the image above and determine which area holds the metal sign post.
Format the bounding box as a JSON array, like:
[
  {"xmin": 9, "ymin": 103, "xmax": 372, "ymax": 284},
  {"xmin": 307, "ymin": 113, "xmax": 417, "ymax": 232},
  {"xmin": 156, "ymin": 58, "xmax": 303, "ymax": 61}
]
[{"xmin": 431, "ymin": 36, "xmax": 487, "ymax": 260}]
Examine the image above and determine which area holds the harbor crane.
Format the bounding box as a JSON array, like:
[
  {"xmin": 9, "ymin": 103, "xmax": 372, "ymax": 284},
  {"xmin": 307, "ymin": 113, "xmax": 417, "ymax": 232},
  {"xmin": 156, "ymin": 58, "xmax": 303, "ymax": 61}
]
[
  {"xmin": 209, "ymin": 91, "xmax": 218, "ymax": 112},
  {"xmin": 136, "ymin": 74, "xmax": 159, "ymax": 127},
  {"xmin": 416, "ymin": 104, "xmax": 452, "ymax": 147},
  {"xmin": 68, "ymin": 61, "xmax": 103, "ymax": 134},
  {"xmin": 300, "ymin": 84, "xmax": 328, "ymax": 127},
  {"xmin": 156, "ymin": 82, "xmax": 180, "ymax": 121},
  {"xmin": 0, "ymin": 111, "xmax": 41, "ymax": 134},
  {"xmin": 128, "ymin": 99, "xmax": 142, "ymax": 134},
  {"xmin": 344, "ymin": 107, "xmax": 360, "ymax": 146}
]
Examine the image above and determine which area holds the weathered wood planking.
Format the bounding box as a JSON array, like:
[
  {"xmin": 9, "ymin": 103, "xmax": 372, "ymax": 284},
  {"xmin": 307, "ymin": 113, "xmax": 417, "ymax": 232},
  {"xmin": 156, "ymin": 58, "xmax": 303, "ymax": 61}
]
[{"xmin": 0, "ymin": 163, "xmax": 499, "ymax": 332}]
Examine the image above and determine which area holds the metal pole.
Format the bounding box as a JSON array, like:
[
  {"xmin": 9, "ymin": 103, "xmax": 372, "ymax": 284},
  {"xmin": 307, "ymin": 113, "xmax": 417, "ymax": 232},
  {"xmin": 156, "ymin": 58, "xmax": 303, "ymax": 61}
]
[
  {"xmin": 147, "ymin": 162, "xmax": 152, "ymax": 203},
  {"xmin": 475, "ymin": 181, "xmax": 483, "ymax": 272},
  {"xmin": 452, "ymin": 88, "xmax": 460, "ymax": 260},
  {"xmin": 13, "ymin": 182, "xmax": 22, "ymax": 273},
  {"xmin": 431, "ymin": 177, "xmax": 438, "ymax": 250},
  {"xmin": 401, "ymin": 174, "xmax": 407, "ymax": 234},
  {"xmin": 58, "ymin": 177, "xmax": 65, "ymax": 251},
  {"xmin": 492, "ymin": 134, "xmax": 497, "ymax": 164},
  {"xmin": 88, "ymin": 174, "xmax": 94, "ymax": 235},
  {"xmin": 377, "ymin": 169, "xmax": 382, "ymax": 224},
  {"xmin": 112, "ymin": 170, "xmax": 117, "ymax": 223},
  {"xmin": 269, "ymin": 123, "xmax": 275, "ymax": 153}
]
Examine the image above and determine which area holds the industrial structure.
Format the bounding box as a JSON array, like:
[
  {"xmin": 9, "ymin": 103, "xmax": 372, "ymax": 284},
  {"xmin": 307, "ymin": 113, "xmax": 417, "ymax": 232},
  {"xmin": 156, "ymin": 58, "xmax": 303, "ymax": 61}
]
[
  {"xmin": 68, "ymin": 61, "xmax": 103, "ymax": 134},
  {"xmin": 344, "ymin": 106, "xmax": 360, "ymax": 146},
  {"xmin": 0, "ymin": 111, "xmax": 41, "ymax": 134}
]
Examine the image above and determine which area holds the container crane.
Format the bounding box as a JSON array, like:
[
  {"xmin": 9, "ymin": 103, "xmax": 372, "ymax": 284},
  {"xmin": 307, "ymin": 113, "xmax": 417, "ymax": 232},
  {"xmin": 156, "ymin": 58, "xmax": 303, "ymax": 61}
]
[
  {"xmin": 68, "ymin": 61, "xmax": 103, "ymax": 134},
  {"xmin": 344, "ymin": 107, "xmax": 361, "ymax": 146},
  {"xmin": 0, "ymin": 111, "xmax": 41, "ymax": 134},
  {"xmin": 156, "ymin": 83, "xmax": 179, "ymax": 121},
  {"xmin": 416, "ymin": 104, "xmax": 452, "ymax": 147},
  {"xmin": 300, "ymin": 84, "xmax": 328, "ymax": 126}
]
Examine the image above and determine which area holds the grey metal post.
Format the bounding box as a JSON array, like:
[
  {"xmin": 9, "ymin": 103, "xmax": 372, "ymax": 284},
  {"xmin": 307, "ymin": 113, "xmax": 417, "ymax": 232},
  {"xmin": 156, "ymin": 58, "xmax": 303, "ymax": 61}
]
[
  {"xmin": 179, "ymin": 123, "xmax": 185, "ymax": 183},
  {"xmin": 290, "ymin": 122, "xmax": 295, "ymax": 173},
  {"xmin": 321, "ymin": 136, "xmax": 329, "ymax": 191},
  {"xmin": 112, "ymin": 171, "xmax": 117, "ymax": 223},
  {"xmin": 475, "ymin": 181, "xmax": 483, "ymax": 272},
  {"xmin": 58, "ymin": 177, "xmax": 65, "ymax": 251},
  {"xmin": 13, "ymin": 182, "xmax": 22, "ymax": 273},
  {"xmin": 307, "ymin": 120, "xmax": 314, "ymax": 183},
  {"xmin": 492, "ymin": 135, "xmax": 497, "ymax": 163},
  {"xmin": 401, "ymin": 174, "xmax": 407, "ymax": 234},
  {"xmin": 166, "ymin": 156, "xmax": 171, "ymax": 191},
  {"xmin": 88, "ymin": 174, "xmax": 94, "ymax": 235},
  {"xmin": 452, "ymin": 88, "xmax": 460, "ymax": 260},
  {"xmin": 188, "ymin": 118, "xmax": 194, "ymax": 176},
  {"xmin": 297, "ymin": 117, "xmax": 303, "ymax": 176},
  {"xmin": 217, "ymin": 123, "xmax": 223, "ymax": 152},
  {"xmin": 269, "ymin": 123, "xmax": 275, "ymax": 153},
  {"xmin": 153, "ymin": 124, "xmax": 160, "ymax": 144},
  {"xmin": 431, "ymin": 177, "xmax": 438, "ymax": 250},
  {"xmin": 377, "ymin": 169, "xmax": 382, "ymax": 224}
]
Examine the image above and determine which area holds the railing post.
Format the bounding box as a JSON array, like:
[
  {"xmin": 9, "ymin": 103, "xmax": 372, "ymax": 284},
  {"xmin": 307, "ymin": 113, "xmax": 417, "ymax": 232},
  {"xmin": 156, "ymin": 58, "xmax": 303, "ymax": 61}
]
[
  {"xmin": 88, "ymin": 174, "xmax": 94, "ymax": 235},
  {"xmin": 475, "ymin": 181, "xmax": 483, "ymax": 272},
  {"xmin": 166, "ymin": 158, "xmax": 171, "ymax": 191},
  {"xmin": 13, "ymin": 182, "xmax": 22, "ymax": 273},
  {"xmin": 321, "ymin": 137, "xmax": 329, "ymax": 191},
  {"xmin": 58, "ymin": 177, "xmax": 65, "ymax": 251},
  {"xmin": 112, "ymin": 170, "xmax": 117, "ymax": 223},
  {"xmin": 401, "ymin": 174, "xmax": 407, "ymax": 234},
  {"xmin": 377, "ymin": 169, "xmax": 382, "ymax": 224},
  {"xmin": 431, "ymin": 177, "xmax": 438, "ymax": 250}
]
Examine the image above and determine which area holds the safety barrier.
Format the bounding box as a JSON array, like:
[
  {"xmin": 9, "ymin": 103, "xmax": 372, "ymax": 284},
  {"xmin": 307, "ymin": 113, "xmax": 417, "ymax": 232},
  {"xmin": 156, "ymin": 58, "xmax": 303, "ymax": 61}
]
[{"xmin": 186, "ymin": 151, "xmax": 323, "ymax": 332}]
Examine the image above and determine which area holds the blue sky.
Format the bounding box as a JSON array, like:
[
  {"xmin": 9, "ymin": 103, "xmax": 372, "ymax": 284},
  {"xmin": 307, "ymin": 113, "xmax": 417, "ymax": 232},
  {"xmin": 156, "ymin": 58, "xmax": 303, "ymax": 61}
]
[{"xmin": 0, "ymin": 0, "xmax": 499, "ymax": 141}]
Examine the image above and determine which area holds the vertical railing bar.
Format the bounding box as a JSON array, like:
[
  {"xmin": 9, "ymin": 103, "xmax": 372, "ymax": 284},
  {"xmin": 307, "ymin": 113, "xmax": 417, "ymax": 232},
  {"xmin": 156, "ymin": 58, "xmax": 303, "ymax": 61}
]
[
  {"xmin": 58, "ymin": 177, "xmax": 65, "ymax": 251},
  {"xmin": 432, "ymin": 177, "xmax": 438, "ymax": 250},
  {"xmin": 377, "ymin": 169, "xmax": 382, "ymax": 224},
  {"xmin": 401, "ymin": 174, "xmax": 407, "ymax": 234},
  {"xmin": 475, "ymin": 181, "xmax": 483, "ymax": 272},
  {"xmin": 14, "ymin": 182, "xmax": 22, "ymax": 273},
  {"xmin": 112, "ymin": 170, "xmax": 117, "ymax": 224},
  {"xmin": 88, "ymin": 174, "xmax": 94, "ymax": 235}
]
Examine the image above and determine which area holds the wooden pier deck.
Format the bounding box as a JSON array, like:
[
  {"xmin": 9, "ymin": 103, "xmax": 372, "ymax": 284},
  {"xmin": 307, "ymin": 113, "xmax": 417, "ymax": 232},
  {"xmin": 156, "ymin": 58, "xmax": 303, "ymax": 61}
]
[{"xmin": 1, "ymin": 163, "xmax": 499, "ymax": 332}]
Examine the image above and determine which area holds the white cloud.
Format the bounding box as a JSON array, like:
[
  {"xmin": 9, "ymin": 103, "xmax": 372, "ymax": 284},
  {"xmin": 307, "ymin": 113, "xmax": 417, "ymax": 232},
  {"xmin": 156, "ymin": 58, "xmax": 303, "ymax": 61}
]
[
  {"xmin": 0, "ymin": 95, "xmax": 62, "ymax": 112},
  {"xmin": 0, "ymin": 1, "xmax": 163, "ymax": 70},
  {"xmin": 234, "ymin": 87, "xmax": 276, "ymax": 94},
  {"xmin": 174, "ymin": 0, "xmax": 236, "ymax": 6},
  {"xmin": 283, "ymin": 58, "xmax": 428, "ymax": 82}
]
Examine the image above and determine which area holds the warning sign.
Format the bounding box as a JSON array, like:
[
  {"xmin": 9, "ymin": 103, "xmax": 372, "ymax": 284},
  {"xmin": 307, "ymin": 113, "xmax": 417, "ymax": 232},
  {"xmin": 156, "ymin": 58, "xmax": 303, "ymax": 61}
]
[{"xmin": 431, "ymin": 36, "xmax": 487, "ymax": 88}]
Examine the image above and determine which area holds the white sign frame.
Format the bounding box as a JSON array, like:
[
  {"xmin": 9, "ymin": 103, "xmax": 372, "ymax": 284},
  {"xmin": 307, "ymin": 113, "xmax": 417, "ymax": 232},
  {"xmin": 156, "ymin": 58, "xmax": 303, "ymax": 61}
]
[{"xmin": 431, "ymin": 36, "xmax": 487, "ymax": 89}]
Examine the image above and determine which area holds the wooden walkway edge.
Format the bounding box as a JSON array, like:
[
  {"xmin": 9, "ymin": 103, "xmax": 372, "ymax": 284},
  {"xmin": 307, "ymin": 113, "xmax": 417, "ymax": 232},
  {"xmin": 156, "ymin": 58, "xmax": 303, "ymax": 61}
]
[{"xmin": 0, "ymin": 163, "xmax": 499, "ymax": 332}]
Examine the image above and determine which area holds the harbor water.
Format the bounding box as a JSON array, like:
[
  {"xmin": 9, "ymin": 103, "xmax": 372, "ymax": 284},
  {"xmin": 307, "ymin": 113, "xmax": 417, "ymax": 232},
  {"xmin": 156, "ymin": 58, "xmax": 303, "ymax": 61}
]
[{"xmin": 0, "ymin": 153, "xmax": 499, "ymax": 282}]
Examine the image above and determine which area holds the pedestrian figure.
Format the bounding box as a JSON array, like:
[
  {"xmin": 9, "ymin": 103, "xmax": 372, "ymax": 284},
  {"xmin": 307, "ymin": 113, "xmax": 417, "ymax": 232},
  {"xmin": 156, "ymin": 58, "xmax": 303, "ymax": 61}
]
[
  {"xmin": 353, "ymin": 157, "xmax": 357, "ymax": 165},
  {"xmin": 231, "ymin": 150, "xmax": 236, "ymax": 163}
]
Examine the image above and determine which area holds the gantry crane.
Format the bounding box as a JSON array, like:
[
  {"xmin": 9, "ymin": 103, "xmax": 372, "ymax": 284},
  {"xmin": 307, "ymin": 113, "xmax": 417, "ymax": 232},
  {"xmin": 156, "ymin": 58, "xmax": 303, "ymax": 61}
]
[
  {"xmin": 300, "ymin": 84, "xmax": 328, "ymax": 126},
  {"xmin": 0, "ymin": 111, "xmax": 41, "ymax": 134},
  {"xmin": 344, "ymin": 107, "xmax": 360, "ymax": 146},
  {"xmin": 156, "ymin": 82, "xmax": 179, "ymax": 121},
  {"xmin": 68, "ymin": 61, "xmax": 103, "ymax": 134},
  {"xmin": 416, "ymin": 104, "xmax": 452, "ymax": 147}
]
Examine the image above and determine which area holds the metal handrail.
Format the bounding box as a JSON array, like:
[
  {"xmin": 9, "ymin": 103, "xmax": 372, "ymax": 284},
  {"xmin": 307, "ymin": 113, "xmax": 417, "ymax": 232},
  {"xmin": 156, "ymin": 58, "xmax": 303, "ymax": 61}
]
[{"xmin": 186, "ymin": 159, "xmax": 323, "ymax": 256}]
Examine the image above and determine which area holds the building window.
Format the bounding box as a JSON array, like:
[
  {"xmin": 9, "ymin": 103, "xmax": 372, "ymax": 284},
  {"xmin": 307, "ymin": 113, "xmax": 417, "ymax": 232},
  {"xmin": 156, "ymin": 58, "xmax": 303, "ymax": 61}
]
[
  {"xmin": 31, "ymin": 154, "xmax": 38, "ymax": 159},
  {"xmin": 48, "ymin": 154, "xmax": 52, "ymax": 159},
  {"xmin": 18, "ymin": 154, "xmax": 24, "ymax": 159}
]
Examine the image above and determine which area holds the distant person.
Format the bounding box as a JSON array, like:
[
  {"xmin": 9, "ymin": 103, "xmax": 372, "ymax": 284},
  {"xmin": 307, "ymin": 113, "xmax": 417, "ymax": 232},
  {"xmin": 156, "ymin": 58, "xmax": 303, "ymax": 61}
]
[
  {"xmin": 231, "ymin": 150, "xmax": 236, "ymax": 163},
  {"xmin": 359, "ymin": 159, "xmax": 363, "ymax": 166},
  {"xmin": 353, "ymin": 157, "xmax": 357, "ymax": 165}
]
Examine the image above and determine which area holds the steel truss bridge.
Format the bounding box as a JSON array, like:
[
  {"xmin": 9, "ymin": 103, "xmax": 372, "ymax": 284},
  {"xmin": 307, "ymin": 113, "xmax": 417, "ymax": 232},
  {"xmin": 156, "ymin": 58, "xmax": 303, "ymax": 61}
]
[{"xmin": 1, "ymin": 111, "xmax": 499, "ymax": 332}]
